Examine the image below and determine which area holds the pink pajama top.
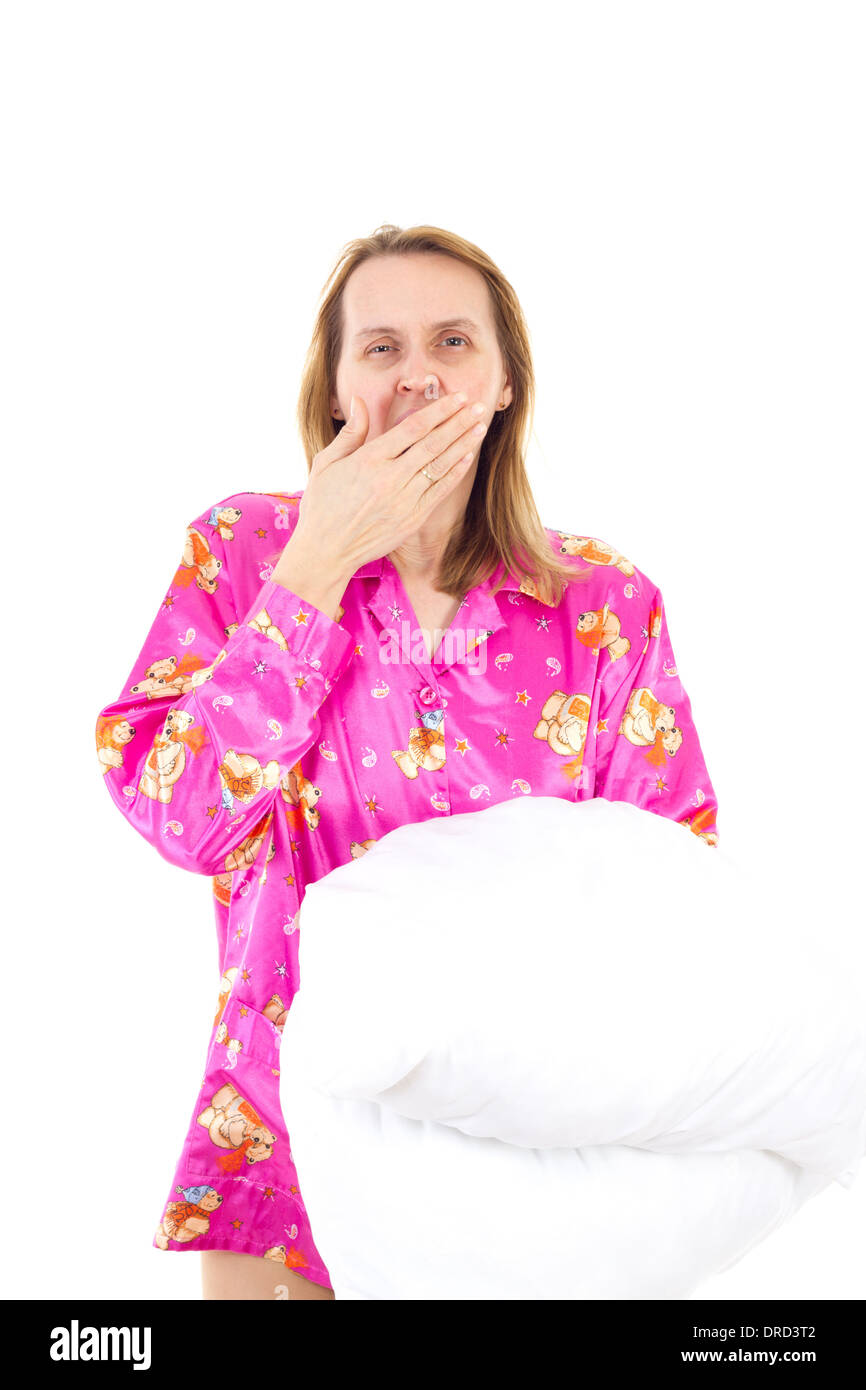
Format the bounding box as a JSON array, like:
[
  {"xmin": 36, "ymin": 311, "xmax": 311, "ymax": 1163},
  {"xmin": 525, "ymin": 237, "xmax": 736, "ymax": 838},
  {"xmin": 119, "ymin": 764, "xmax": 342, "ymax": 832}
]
[{"xmin": 96, "ymin": 489, "xmax": 720, "ymax": 1288}]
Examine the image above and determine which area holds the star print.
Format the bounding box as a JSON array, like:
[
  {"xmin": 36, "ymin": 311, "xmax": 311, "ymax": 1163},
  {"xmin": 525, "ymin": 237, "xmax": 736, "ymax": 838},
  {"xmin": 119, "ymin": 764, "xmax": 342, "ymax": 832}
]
[
  {"xmin": 495, "ymin": 729, "xmax": 512, "ymax": 747},
  {"xmin": 274, "ymin": 960, "xmax": 288, "ymax": 977},
  {"xmin": 353, "ymin": 643, "xmax": 364, "ymax": 656},
  {"xmin": 291, "ymin": 608, "xmax": 310, "ymax": 626},
  {"xmin": 233, "ymin": 924, "xmax": 247, "ymax": 942},
  {"xmin": 293, "ymin": 674, "xmax": 308, "ymax": 689},
  {"xmin": 535, "ymin": 616, "xmax": 551, "ymax": 631},
  {"xmin": 388, "ymin": 602, "xmax": 404, "ymax": 621},
  {"xmin": 515, "ymin": 690, "xmax": 531, "ymax": 705},
  {"xmin": 254, "ymin": 528, "xmax": 267, "ymax": 539},
  {"xmin": 454, "ymin": 738, "xmax": 471, "ymax": 755},
  {"xmin": 206, "ymin": 805, "xmax": 218, "ymax": 819},
  {"xmin": 364, "ymin": 794, "xmax": 381, "ymax": 814},
  {"xmin": 595, "ymin": 718, "xmax": 609, "ymax": 734},
  {"xmin": 231, "ymin": 1219, "xmax": 243, "ymax": 1231},
  {"xmin": 253, "ymin": 659, "xmax": 270, "ymax": 677},
  {"xmin": 242, "ymin": 967, "xmax": 252, "ymax": 982},
  {"xmin": 163, "ymin": 592, "xmax": 177, "ymax": 611},
  {"xmin": 262, "ymin": 1187, "xmax": 276, "ymax": 1201},
  {"xmin": 654, "ymin": 775, "xmax": 668, "ymax": 793},
  {"xmin": 283, "ymin": 872, "xmax": 295, "ymax": 888},
  {"xmin": 289, "ymin": 839, "xmax": 299, "ymax": 854}
]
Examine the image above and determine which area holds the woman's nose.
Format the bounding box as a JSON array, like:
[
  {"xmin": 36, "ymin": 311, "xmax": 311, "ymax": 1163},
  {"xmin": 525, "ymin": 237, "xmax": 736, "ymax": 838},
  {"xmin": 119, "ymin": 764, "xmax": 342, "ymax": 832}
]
[{"xmin": 402, "ymin": 372, "xmax": 440, "ymax": 400}]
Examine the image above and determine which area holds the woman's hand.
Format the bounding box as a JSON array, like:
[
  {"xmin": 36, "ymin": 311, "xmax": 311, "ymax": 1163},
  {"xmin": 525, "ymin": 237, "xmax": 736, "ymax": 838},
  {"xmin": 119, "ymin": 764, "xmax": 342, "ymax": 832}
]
[{"xmin": 292, "ymin": 391, "xmax": 488, "ymax": 574}]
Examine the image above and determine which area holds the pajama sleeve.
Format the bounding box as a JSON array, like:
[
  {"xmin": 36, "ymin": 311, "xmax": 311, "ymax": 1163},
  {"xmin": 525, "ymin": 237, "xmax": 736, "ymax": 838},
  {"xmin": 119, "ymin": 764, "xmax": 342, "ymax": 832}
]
[
  {"xmin": 592, "ymin": 570, "xmax": 720, "ymax": 845},
  {"xmin": 95, "ymin": 497, "xmax": 357, "ymax": 876}
]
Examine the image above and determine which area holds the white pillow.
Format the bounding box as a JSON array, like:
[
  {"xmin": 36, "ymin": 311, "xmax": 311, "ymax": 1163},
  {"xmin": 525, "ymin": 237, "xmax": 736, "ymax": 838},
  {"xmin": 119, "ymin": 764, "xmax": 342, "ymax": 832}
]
[
  {"xmin": 280, "ymin": 1079, "xmax": 833, "ymax": 1300},
  {"xmin": 286, "ymin": 796, "xmax": 866, "ymax": 1185}
]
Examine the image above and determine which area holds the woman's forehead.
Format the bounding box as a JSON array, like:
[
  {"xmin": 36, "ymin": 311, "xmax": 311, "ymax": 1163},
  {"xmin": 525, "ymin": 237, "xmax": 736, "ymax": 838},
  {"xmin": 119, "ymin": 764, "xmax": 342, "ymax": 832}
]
[{"xmin": 343, "ymin": 254, "xmax": 493, "ymax": 330}]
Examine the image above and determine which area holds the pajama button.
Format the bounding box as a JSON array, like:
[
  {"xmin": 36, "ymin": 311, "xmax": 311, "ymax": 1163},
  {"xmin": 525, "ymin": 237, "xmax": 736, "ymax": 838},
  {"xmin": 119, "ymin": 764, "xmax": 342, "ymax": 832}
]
[{"xmin": 419, "ymin": 685, "xmax": 438, "ymax": 705}]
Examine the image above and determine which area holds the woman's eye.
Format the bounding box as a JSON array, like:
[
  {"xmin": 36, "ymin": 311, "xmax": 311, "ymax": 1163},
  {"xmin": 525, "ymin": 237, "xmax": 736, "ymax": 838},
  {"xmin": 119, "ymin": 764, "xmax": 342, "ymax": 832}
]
[{"xmin": 367, "ymin": 336, "xmax": 467, "ymax": 356}]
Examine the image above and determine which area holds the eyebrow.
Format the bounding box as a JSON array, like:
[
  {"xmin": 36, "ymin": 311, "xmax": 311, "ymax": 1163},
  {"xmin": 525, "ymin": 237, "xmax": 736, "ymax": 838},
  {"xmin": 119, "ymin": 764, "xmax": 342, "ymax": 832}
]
[{"xmin": 351, "ymin": 316, "xmax": 482, "ymax": 343}]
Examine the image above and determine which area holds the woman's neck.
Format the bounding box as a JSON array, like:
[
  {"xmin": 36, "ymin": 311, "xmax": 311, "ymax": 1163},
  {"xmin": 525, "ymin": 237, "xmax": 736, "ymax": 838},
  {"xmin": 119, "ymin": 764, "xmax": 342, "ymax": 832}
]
[{"xmin": 388, "ymin": 501, "xmax": 466, "ymax": 588}]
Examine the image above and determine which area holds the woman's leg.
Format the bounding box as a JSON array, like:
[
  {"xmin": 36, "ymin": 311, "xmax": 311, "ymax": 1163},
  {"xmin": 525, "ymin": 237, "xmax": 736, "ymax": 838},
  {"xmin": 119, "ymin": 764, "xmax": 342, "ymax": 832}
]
[{"xmin": 201, "ymin": 1250, "xmax": 335, "ymax": 1300}]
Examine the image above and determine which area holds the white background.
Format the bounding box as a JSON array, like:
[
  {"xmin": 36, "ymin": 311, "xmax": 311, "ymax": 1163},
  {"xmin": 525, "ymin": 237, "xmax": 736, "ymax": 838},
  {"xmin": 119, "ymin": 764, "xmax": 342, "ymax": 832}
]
[{"xmin": 2, "ymin": 0, "xmax": 863, "ymax": 1301}]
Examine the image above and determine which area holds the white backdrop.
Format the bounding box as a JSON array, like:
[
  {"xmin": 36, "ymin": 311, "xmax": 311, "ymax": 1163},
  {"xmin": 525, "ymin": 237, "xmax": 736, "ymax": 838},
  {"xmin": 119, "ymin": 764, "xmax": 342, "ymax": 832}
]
[{"xmin": 2, "ymin": 0, "xmax": 863, "ymax": 1300}]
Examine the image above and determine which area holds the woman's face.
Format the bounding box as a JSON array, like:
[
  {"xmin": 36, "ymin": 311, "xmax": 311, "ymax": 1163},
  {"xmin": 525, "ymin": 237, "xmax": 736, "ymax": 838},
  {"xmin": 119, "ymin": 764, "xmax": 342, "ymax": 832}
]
[{"xmin": 330, "ymin": 253, "xmax": 513, "ymax": 444}]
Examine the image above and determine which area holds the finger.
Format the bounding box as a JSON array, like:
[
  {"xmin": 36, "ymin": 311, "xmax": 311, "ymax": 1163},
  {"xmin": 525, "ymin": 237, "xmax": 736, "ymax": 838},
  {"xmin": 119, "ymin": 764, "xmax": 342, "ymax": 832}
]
[
  {"xmin": 386, "ymin": 391, "xmax": 471, "ymax": 458},
  {"xmin": 398, "ymin": 397, "xmax": 489, "ymax": 469},
  {"xmin": 418, "ymin": 451, "xmax": 476, "ymax": 503},
  {"xmin": 408, "ymin": 406, "xmax": 488, "ymax": 485},
  {"xmin": 316, "ymin": 395, "xmax": 370, "ymax": 464},
  {"xmin": 408, "ymin": 427, "xmax": 480, "ymax": 495}
]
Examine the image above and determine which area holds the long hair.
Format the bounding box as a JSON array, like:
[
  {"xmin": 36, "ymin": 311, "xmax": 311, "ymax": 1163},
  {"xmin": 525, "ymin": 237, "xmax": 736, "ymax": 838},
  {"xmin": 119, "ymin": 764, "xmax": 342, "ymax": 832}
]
[{"xmin": 296, "ymin": 224, "xmax": 590, "ymax": 606}]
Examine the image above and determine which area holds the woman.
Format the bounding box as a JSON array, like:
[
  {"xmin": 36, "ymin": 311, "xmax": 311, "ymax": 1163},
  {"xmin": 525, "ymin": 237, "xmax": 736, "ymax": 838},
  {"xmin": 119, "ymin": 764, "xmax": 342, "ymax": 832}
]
[{"xmin": 96, "ymin": 223, "xmax": 720, "ymax": 1300}]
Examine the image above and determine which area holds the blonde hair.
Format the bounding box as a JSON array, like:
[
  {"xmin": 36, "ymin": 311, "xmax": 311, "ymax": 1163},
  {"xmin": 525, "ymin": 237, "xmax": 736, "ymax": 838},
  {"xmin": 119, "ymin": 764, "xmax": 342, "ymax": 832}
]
[{"xmin": 296, "ymin": 223, "xmax": 590, "ymax": 606}]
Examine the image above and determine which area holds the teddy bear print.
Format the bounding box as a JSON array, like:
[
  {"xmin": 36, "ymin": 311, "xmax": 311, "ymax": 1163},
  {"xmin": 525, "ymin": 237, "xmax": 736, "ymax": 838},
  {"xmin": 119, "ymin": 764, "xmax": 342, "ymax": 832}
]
[
  {"xmin": 130, "ymin": 649, "xmax": 227, "ymax": 701},
  {"xmin": 180, "ymin": 526, "xmax": 223, "ymax": 595},
  {"xmin": 641, "ymin": 605, "xmax": 663, "ymax": 655},
  {"xmin": 574, "ymin": 604, "xmax": 631, "ymax": 663},
  {"xmin": 207, "ymin": 505, "xmax": 242, "ymax": 542},
  {"xmin": 186, "ymin": 648, "xmax": 228, "ymax": 691},
  {"xmin": 214, "ymin": 1021, "xmax": 242, "ymax": 1067},
  {"xmin": 619, "ymin": 687, "xmax": 684, "ymax": 765},
  {"xmin": 264, "ymin": 1243, "xmax": 311, "ymax": 1272},
  {"xmin": 679, "ymin": 807, "xmax": 720, "ymax": 848},
  {"xmin": 197, "ymin": 1081, "xmax": 277, "ymax": 1170},
  {"xmin": 130, "ymin": 656, "xmax": 184, "ymax": 700},
  {"xmin": 212, "ymin": 872, "xmax": 233, "ymax": 907},
  {"xmin": 263, "ymin": 994, "xmax": 288, "ymax": 1032},
  {"xmin": 517, "ymin": 575, "xmax": 558, "ymax": 603},
  {"xmin": 392, "ymin": 708, "xmax": 446, "ymax": 780},
  {"xmin": 279, "ymin": 763, "xmax": 322, "ymax": 831},
  {"xmin": 350, "ymin": 838, "xmax": 378, "ymax": 859},
  {"xmin": 556, "ymin": 534, "xmax": 636, "ymax": 576},
  {"xmin": 231, "ymin": 603, "xmax": 343, "ymax": 646},
  {"xmin": 247, "ymin": 608, "xmax": 289, "ymax": 650},
  {"xmin": 223, "ymin": 808, "xmax": 275, "ymax": 873},
  {"xmin": 533, "ymin": 690, "xmax": 592, "ymax": 781},
  {"xmin": 218, "ymin": 750, "xmax": 282, "ymax": 815},
  {"xmin": 96, "ymin": 715, "xmax": 136, "ymax": 773},
  {"xmin": 138, "ymin": 708, "xmax": 207, "ymax": 804},
  {"xmin": 154, "ymin": 1183, "xmax": 223, "ymax": 1248},
  {"xmin": 257, "ymin": 834, "xmax": 277, "ymax": 885},
  {"xmin": 214, "ymin": 966, "xmax": 239, "ymax": 1027}
]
